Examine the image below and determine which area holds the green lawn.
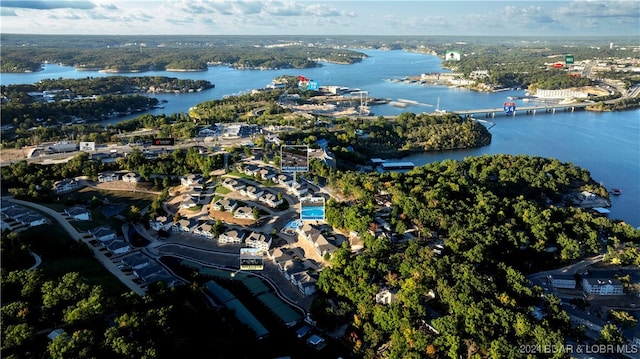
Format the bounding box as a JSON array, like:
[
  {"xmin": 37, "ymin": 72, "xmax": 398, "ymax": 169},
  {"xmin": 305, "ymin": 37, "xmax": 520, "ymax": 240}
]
[
  {"xmin": 215, "ymin": 186, "xmax": 232, "ymax": 195},
  {"xmin": 20, "ymin": 225, "xmax": 130, "ymax": 296},
  {"xmin": 46, "ymin": 187, "xmax": 156, "ymax": 233}
]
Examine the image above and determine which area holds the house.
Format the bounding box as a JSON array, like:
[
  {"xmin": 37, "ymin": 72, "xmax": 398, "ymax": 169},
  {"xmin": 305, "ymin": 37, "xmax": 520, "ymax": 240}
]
[
  {"xmin": 233, "ymin": 206, "xmax": 254, "ymax": 219},
  {"xmin": 122, "ymin": 172, "xmax": 141, "ymax": 183},
  {"xmin": 19, "ymin": 213, "xmax": 47, "ymax": 227},
  {"xmin": 259, "ymin": 192, "xmax": 283, "ymax": 208},
  {"xmin": 90, "ymin": 226, "xmax": 117, "ymax": 242},
  {"xmin": 245, "ymin": 231, "xmax": 272, "ymax": 251},
  {"xmin": 133, "ymin": 262, "xmax": 165, "ymax": 281},
  {"xmin": 282, "ymin": 260, "xmax": 307, "ymax": 281},
  {"xmin": 2, "ymin": 206, "xmax": 30, "ymax": 220},
  {"xmin": 198, "ymin": 127, "xmax": 218, "ymax": 137},
  {"xmin": 180, "ymin": 174, "xmax": 204, "ymax": 189},
  {"xmin": 98, "ymin": 171, "xmax": 120, "ymax": 183},
  {"xmin": 269, "ymin": 247, "xmax": 305, "ymax": 266},
  {"xmin": 375, "ymin": 288, "xmax": 398, "ymax": 305},
  {"xmin": 218, "ymin": 229, "xmax": 246, "ymax": 244},
  {"xmin": 172, "ymin": 219, "xmax": 193, "ymax": 233},
  {"xmin": 212, "ymin": 198, "xmax": 238, "ymax": 212},
  {"xmin": 120, "ymin": 252, "xmax": 150, "ymax": 270},
  {"xmin": 222, "ymin": 177, "xmax": 246, "ymax": 191},
  {"xmin": 287, "ymin": 182, "xmax": 309, "ymax": 197},
  {"xmin": 241, "ymin": 185, "xmax": 264, "ymax": 199},
  {"xmin": 259, "ymin": 168, "xmax": 276, "ymax": 181},
  {"xmin": 54, "ymin": 179, "xmax": 79, "ymax": 193},
  {"xmin": 242, "ymin": 164, "xmax": 260, "ymax": 177},
  {"xmin": 292, "ymin": 271, "xmax": 318, "ymax": 296},
  {"xmin": 548, "ymin": 274, "xmax": 576, "ymax": 289},
  {"xmin": 104, "ymin": 237, "xmax": 130, "ymax": 255},
  {"xmin": 299, "ymin": 223, "xmax": 337, "ymax": 258},
  {"xmin": 582, "ymin": 277, "xmax": 624, "ymax": 296},
  {"xmin": 562, "ymin": 304, "xmax": 607, "ymax": 335},
  {"xmin": 65, "ymin": 206, "xmax": 90, "ymax": 221},
  {"xmin": 181, "ymin": 191, "xmax": 200, "ymax": 209},
  {"xmin": 275, "ymin": 173, "xmax": 293, "ymax": 186},
  {"xmin": 192, "ymin": 223, "xmax": 213, "ymax": 239},
  {"xmin": 149, "ymin": 216, "xmax": 172, "ymax": 231}
]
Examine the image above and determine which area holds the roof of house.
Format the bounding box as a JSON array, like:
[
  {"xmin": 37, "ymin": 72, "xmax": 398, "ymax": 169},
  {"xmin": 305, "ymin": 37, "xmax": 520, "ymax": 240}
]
[
  {"xmin": 90, "ymin": 226, "xmax": 116, "ymax": 238},
  {"xmin": 65, "ymin": 206, "xmax": 89, "ymax": 216}
]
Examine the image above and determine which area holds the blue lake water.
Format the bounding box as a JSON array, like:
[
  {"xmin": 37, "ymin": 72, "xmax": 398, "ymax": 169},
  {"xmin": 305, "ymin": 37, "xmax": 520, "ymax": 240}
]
[{"xmin": 2, "ymin": 50, "xmax": 638, "ymax": 226}]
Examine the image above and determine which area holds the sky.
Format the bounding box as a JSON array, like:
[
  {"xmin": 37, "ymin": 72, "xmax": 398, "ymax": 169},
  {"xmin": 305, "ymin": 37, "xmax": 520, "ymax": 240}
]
[{"xmin": 0, "ymin": 0, "xmax": 638, "ymax": 37}]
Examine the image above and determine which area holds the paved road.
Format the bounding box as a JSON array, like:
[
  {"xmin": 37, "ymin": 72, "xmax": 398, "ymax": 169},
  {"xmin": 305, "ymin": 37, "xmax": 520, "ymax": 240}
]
[
  {"xmin": 526, "ymin": 254, "xmax": 605, "ymax": 285},
  {"xmin": 7, "ymin": 197, "xmax": 146, "ymax": 296}
]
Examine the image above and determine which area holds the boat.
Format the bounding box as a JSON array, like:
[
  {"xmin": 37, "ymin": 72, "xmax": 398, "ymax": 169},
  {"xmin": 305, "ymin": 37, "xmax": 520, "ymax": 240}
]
[{"xmin": 611, "ymin": 188, "xmax": 622, "ymax": 195}]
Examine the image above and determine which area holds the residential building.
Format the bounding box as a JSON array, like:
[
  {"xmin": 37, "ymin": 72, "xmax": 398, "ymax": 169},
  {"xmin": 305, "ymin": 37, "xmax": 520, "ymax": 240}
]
[
  {"xmin": 222, "ymin": 177, "xmax": 246, "ymax": 191},
  {"xmin": 259, "ymin": 168, "xmax": 276, "ymax": 181},
  {"xmin": 563, "ymin": 304, "xmax": 607, "ymax": 335},
  {"xmin": 122, "ymin": 172, "xmax": 141, "ymax": 183},
  {"xmin": 54, "ymin": 179, "xmax": 79, "ymax": 193},
  {"xmin": 212, "ymin": 198, "xmax": 238, "ymax": 212},
  {"xmin": 98, "ymin": 171, "xmax": 120, "ymax": 183},
  {"xmin": 90, "ymin": 226, "xmax": 117, "ymax": 242},
  {"xmin": 582, "ymin": 277, "xmax": 624, "ymax": 296},
  {"xmin": 245, "ymin": 231, "xmax": 272, "ymax": 251},
  {"xmin": 19, "ymin": 213, "xmax": 47, "ymax": 227},
  {"xmin": 104, "ymin": 237, "xmax": 130, "ymax": 255},
  {"xmin": 298, "ymin": 223, "xmax": 337, "ymax": 258},
  {"xmin": 259, "ymin": 192, "xmax": 283, "ymax": 208},
  {"xmin": 120, "ymin": 252, "xmax": 150, "ymax": 270},
  {"xmin": 241, "ymin": 185, "xmax": 264, "ymax": 199},
  {"xmin": 133, "ymin": 262, "xmax": 165, "ymax": 281},
  {"xmin": 549, "ymin": 274, "xmax": 576, "ymax": 289},
  {"xmin": 292, "ymin": 271, "xmax": 318, "ymax": 296},
  {"xmin": 180, "ymin": 174, "xmax": 204, "ymax": 189},
  {"xmin": 149, "ymin": 216, "xmax": 172, "ymax": 231},
  {"xmin": 375, "ymin": 288, "xmax": 398, "ymax": 305},
  {"xmin": 2, "ymin": 206, "xmax": 30, "ymax": 220},
  {"xmin": 193, "ymin": 223, "xmax": 213, "ymax": 239},
  {"xmin": 172, "ymin": 219, "xmax": 193, "ymax": 233},
  {"xmin": 65, "ymin": 206, "xmax": 90, "ymax": 221},
  {"xmin": 234, "ymin": 206, "xmax": 254, "ymax": 219},
  {"xmin": 218, "ymin": 229, "xmax": 246, "ymax": 244}
]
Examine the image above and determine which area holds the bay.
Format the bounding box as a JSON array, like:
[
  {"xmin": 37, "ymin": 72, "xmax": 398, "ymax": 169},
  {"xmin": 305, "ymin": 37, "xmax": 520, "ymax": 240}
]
[{"xmin": 1, "ymin": 50, "xmax": 638, "ymax": 227}]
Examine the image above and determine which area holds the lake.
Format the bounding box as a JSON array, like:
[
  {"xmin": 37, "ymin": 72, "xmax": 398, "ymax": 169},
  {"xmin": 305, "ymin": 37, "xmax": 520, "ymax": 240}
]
[{"xmin": 2, "ymin": 50, "xmax": 638, "ymax": 227}]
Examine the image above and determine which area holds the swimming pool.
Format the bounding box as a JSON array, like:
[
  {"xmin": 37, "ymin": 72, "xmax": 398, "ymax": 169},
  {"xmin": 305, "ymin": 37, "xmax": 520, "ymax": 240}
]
[{"xmin": 301, "ymin": 206, "xmax": 325, "ymax": 221}]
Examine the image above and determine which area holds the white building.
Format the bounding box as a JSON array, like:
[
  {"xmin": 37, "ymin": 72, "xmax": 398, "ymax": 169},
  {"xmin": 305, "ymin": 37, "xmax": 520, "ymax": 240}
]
[
  {"xmin": 245, "ymin": 232, "xmax": 272, "ymax": 251},
  {"xmin": 582, "ymin": 277, "xmax": 624, "ymax": 296},
  {"xmin": 65, "ymin": 206, "xmax": 90, "ymax": 221},
  {"xmin": 218, "ymin": 229, "xmax": 245, "ymax": 244},
  {"xmin": 54, "ymin": 179, "xmax": 79, "ymax": 193}
]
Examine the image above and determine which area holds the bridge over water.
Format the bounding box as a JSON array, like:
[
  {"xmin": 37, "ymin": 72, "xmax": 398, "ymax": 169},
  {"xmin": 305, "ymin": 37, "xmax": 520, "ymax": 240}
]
[{"xmin": 450, "ymin": 103, "xmax": 590, "ymax": 118}]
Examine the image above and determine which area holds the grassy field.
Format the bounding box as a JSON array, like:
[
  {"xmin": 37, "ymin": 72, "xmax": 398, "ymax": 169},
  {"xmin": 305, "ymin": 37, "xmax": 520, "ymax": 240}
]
[
  {"xmin": 215, "ymin": 186, "xmax": 232, "ymax": 195},
  {"xmin": 45, "ymin": 187, "xmax": 156, "ymax": 233},
  {"xmin": 20, "ymin": 224, "xmax": 130, "ymax": 296}
]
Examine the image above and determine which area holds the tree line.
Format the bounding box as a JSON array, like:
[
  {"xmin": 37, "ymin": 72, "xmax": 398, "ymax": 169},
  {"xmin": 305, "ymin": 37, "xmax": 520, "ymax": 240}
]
[
  {"xmin": 1, "ymin": 45, "xmax": 366, "ymax": 73},
  {"xmin": 309, "ymin": 154, "xmax": 639, "ymax": 358}
]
